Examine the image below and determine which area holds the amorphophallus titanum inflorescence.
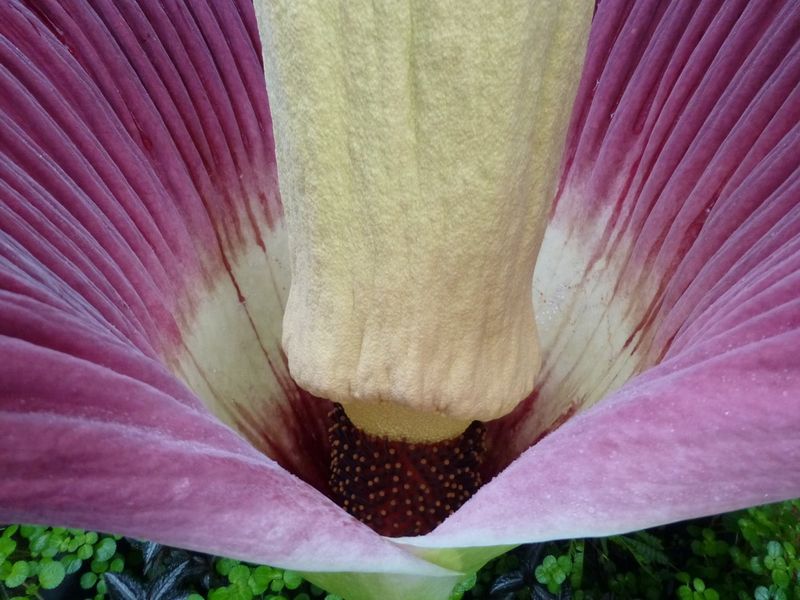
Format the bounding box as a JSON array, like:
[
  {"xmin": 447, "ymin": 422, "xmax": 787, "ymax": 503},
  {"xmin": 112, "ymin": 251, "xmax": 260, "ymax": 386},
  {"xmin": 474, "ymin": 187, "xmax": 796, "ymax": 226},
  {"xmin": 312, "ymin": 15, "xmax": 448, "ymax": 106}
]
[{"xmin": 1, "ymin": 1, "xmax": 799, "ymax": 599}]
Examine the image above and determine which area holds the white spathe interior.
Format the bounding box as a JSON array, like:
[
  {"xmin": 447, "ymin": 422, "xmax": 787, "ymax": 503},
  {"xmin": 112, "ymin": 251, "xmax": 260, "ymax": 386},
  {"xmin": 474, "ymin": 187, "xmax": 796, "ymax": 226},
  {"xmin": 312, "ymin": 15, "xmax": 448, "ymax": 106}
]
[{"xmin": 170, "ymin": 219, "xmax": 294, "ymax": 449}]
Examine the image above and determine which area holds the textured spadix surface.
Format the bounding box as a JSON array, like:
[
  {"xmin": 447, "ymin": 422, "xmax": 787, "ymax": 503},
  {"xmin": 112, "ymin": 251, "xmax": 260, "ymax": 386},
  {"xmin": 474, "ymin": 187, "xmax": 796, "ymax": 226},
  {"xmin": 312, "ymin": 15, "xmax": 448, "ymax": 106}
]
[
  {"xmin": 1, "ymin": 1, "xmax": 799, "ymax": 600},
  {"xmin": 255, "ymin": 0, "xmax": 593, "ymax": 435}
]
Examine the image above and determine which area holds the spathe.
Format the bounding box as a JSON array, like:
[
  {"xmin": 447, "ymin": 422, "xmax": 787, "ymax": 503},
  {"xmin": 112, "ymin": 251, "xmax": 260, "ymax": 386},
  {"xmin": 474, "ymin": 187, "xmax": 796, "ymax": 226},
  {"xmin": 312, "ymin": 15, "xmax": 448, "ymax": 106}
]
[{"xmin": 1, "ymin": 1, "xmax": 798, "ymax": 600}]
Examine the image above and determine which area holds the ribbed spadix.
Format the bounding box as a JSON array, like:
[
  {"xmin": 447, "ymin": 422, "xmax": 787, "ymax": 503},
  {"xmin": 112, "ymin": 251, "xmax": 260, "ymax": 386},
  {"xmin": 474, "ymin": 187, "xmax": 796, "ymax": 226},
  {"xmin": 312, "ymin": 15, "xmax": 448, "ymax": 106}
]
[{"xmin": 255, "ymin": 1, "xmax": 592, "ymax": 441}]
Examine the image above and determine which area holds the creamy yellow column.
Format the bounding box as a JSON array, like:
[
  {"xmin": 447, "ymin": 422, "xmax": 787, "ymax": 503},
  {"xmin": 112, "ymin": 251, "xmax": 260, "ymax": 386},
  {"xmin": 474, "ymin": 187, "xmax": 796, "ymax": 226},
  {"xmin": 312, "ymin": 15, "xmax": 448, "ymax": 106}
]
[{"xmin": 254, "ymin": 1, "xmax": 592, "ymax": 441}]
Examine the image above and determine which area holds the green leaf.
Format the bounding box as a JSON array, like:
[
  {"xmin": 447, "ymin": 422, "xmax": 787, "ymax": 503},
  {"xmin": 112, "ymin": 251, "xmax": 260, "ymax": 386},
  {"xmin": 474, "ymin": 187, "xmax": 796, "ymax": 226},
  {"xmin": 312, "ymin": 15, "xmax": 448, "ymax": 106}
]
[
  {"xmin": 451, "ymin": 572, "xmax": 477, "ymax": 598},
  {"xmin": 234, "ymin": 585, "xmax": 254, "ymax": 600},
  {"xmin": 61, "ymin": 554, "xmax": 83, "ymax": 575},
  {"xmin": 29, "ymin": 531, "xmax": 50, "ymax": 554},
  {"xmin": 0, "ymin": 536, "xmax": 15, "ymax": 557},
  {"xmin": 94, "ymin": 538, "xmax": 117, "ymax": 561},
  {"xmin": 38, "ymin": 559, "xmax": 66, "ymax": 589},
  {"xmin": 91, "ymin": 558, "xmax": 109, "ymax": 573},
  {"xmin": 283, "ymin": 570, "xmax": 303, "ymax": 590},
  {"xmin": 19, "ymin": 525, "xmax": 42, "ymax": 539},
  {"xmin": 80, "ymin": 571, "xmax": 98, "ymax": 589},
  {"xmin": 109, "ymin": 557, "xmax": 125, "ymax": 573},
  {"xmin": 26, "ymin": 560, "xmax": 39, "ymax": 576},
  {"xmin": 750, "ymin": 556, "xmax": 764, "ymax": 575},
  {"xmin": 754, "ymin": 586, "xmax": 770, "ymax": 600},
  {"xmin": 570, "ymin": 540, "xmax": 585, "ymax": 590},
  {"xmin": 77, "ymin": 543, "xmax": 94, "ymax": 560},
  {"xmin": 251, "ymin": 565, "xmax": 279, "ymax": 593},
  {"xmin": 782, "ymin": 542, "xmax": 796, "ymax": 559},
  {"xmin": 216, "ymin": 558, "xmax": 239, "ymax": 576},
  {"xmin": 5, "ymin": 561, "xmax": 30, "ymax": 588},
  {"xmin": 2, "ymin": 525, "xmax": 19, "ymax": 538},
  {"xmin": 767, "ymin": 541, "xmax": 783, "ymax": 558},
  {"xmin": 41, "ymin": 537, "xmax": 62, "ymax": 558},
  {"xmin": 772, "ymin": 568, "xmax": 791, "ymax": 588},
  {"xmin": 535, "ymin": 564, "xmax": 548, "ymax": 584},
  {"xmin": 67, "ymin": 537, "xmax": 82, "ymax": 552},
  {"xmin": 228, "ymin": 564, "xmax": 251, "ymax": 585},
  {"xmin": 209, "ymin": 588, "xmax": 232, "ymax": 600},
  {"xmin": 557, "ymin": 554, "xmax": 572, "ymax": 574}
]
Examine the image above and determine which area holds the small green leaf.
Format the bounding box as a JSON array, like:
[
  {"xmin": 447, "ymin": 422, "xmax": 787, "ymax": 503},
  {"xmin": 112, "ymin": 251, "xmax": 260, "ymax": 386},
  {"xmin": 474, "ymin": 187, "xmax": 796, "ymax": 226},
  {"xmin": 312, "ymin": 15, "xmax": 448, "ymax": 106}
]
[
  {"xmin": 570, "ymin": 540, "xmax": 585, "ymax": 590},
  {"xmin": 27, "ymin": 560, "xmax": 40, "ymax": 576},
  {"xmin": 750, "ymin": 556, "xmax": 764, "ymax": 575},
  {"xmin": 767, "ymin": 541, "xmax": 783, "ymax": 558},
  {"xmin": 19, "ymin": 525, "xmax": 41, "ymax": 539},
  {"xmin": 67, "ymin": 537, "xmax": 82, "ymax": 552},
  {"xmin": 557, "ymin": 554, "xmax": 572, "ymax": 574},
  {"xmin": 80, "ymin": 571, "xmax": 98, "ymax": 589},
  {"xmin": 216, "ymin": 558, "xmax": 239, "ymax": 576},
  {"xmin": 2, "ymin": 525, "xmax": 19, "ymax": 538},
  {"xmin": 61, "ymin": 554, "xmax": 83, "ymax": 575},
  {"xmin": 29, "ymin": 531, "xmax": 50, "ymax": 554},
  {"xmin": 38, "ymin": 559, "xmax": 66, "ymax": 589},
  {"xmin": 251, "ymin": 565, "xmax": 279, "ymax": 593},
  {"xmin": 91, "ymin": 558, "xmax": 109, "ymax": 574},
  {"xmin": 209, "ymin": 589, "xmax": 231, "ymax": 600},
  {"xmin": 5, "ymin": 561, "xmax": 30, "ymax": 588},
  {"xmin": 77, "ymin": 543, "xmax": 94, "ymax": 560},
  {"xmin": 94, "ymin": 538, "xmax": 117, "ymax": 561},
  {"xmin": 772, "ymin": 568, "xmax": 791, "ymax": 588},
  {"xmin": 283, "ymin": 570, "xmax": 303, "ymax": 590},
  {"xmin": 228, "ymin": 564, "xmax": 251, "ymax": 585},
  {"xmin": 109, "ymin": 557, "xmax": 125, "ymax": 573}
]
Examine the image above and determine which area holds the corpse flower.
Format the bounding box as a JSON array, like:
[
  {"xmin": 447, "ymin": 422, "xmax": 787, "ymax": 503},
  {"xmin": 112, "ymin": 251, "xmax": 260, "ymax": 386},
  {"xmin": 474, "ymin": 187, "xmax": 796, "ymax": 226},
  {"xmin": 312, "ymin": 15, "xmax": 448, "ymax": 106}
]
[{"xmin": 1, "ymin": 0, "xmax": 799, "ymax": 599}]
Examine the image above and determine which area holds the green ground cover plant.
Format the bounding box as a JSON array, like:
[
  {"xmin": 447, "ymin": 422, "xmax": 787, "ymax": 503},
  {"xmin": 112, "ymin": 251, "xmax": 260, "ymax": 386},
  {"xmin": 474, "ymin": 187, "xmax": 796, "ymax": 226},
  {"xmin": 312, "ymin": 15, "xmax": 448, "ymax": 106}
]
[{"xmin": 2, "ymin": 499, "xmax": 797, "ymax": 600}]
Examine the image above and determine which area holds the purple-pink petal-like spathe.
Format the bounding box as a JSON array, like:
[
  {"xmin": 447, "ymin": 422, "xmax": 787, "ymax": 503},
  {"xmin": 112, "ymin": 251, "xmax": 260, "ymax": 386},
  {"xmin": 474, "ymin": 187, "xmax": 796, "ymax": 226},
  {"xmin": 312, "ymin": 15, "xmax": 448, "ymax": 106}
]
[{"xmin": 1, "ymin": 1, "xmax": 799, "ymax": 600}]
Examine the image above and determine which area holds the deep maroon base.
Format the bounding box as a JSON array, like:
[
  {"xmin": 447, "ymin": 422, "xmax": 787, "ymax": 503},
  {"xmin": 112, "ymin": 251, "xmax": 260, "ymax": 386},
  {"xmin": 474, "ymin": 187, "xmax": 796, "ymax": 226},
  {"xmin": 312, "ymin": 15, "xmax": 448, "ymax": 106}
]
[{"xmin": 327, "ymin": 404, "xmax": 486, "ymax": 536}]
